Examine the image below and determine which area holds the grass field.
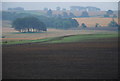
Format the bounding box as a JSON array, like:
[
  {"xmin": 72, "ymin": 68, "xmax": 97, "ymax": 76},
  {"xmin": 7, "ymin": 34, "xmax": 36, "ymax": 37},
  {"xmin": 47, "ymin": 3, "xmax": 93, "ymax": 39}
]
[
  {"xmin": 2, "ymin": 32, "xmax": 118, "ymax": 45},
  {"xmin": 2, "ymin": 23, "xmax": 118, "ymax": 45}
]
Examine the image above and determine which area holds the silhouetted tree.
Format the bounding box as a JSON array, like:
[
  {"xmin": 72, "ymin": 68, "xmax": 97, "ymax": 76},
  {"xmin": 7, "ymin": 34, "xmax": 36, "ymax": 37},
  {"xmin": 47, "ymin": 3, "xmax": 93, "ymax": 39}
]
[
  {"xmin": 95, "ymin": 23, "xmax": 99, "ymax": 27},
  {"xmin": 113, "ymin": 14, "xmax": 117, "ymax": 18},
  {"xmin": 47, "ymin": 9, "xmax": 52, "ymax": 17},
  {"xmin": 69, "ymin": 12, "xmax": 76, "ymax": 18},
  {"xmin": 104, "ymin": 10, "xmax": 114, "ymax": 18},
  {"xmin": 56, "ymin": 7, "xmax": 61, "ymax": 11},
  {"xmin": 2, "ymin": 11, "xmax": 32, "ymax": 20},
  {"xmin": 81, "ymin": 23, "xmax": 87, "ymax": 28},
  {"xmin": 108, "ymin": 19, "xmax": 118, "ymax": 27},
  {"xmin": 104, "ymin": 14, "xmax": 109, "ymax": 17},
  {"xmin": 44, "ymin": 8, "xmax": 48, "ymax": 11},
  {"xmin": 62, "ymin": 8, "xmax": 66, "ymax": 11},
  {"xmin": 62, "ymin": 12, "xmax": 68, "ymax": 18},
  {"xmin": 107, "ymin": 10, "xmax": 113, "ymax": 15},
  {"xmin": 57, "ymin": 14, "xmax": 62, "ymax": 18}
]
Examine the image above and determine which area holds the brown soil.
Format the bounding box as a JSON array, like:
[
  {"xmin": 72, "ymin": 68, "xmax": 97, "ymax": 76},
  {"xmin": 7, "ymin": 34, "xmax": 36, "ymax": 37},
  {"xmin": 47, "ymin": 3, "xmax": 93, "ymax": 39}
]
[{"xmin": 2, "ymin": 37, "xmax": 118, "ymax": 79}]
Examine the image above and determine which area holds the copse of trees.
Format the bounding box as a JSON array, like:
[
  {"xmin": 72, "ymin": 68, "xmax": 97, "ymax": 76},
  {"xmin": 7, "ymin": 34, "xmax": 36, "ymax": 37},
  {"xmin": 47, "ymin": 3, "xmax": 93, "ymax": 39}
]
[
  {"xmin": 53, "ymin": 18, "xmax": 79, "ymax": 29},
  {"xmin": 95, "ymin": 23, "xmax": 101, "ymax": 27},
  {"xmin": 107, "ymin": 10, "xmax": 113, "ymax": 15},
  {"xmin": 81, "ymin": 11, "xmax": 89, "ymax": 17},
  {"xmin": 56, "ymin": 7, "xmax": 61, "ymax": 11},
  {"xmin": 44, "ymin": 8, "xmax": 48, "ymax": 11},
  {"xmin": 11, "ymin": 15, "xmax": 79, "ymax": 31},
  {"xmin": 8, "ymin": 7, "xmax": 24, "ymax": 11},
  {"xmin": 108, "ymin": 19, "xmax": 119, "ymax": 27},
  {"xmin": 62, "ymin": 8, "xmax": 66, "ymax": 11},
  {"xmin": 81, "ymin": 23, "xmax": 87, "ymax": 28},
  {"xmin": 56, "ymin": 12, "xmax": 76, "ymax": 18},
  {"xmin": 62, "ymin": 12, "xmax": 69, "ymax": 18},
  {"xmin": 104, "ymin": 10, "xmax": 117, "ymax": 18},
  {"xmin": 37, "ymin": 16, "xmax": 79, "ymax": 29},
  {"xmin": 69, "ymin": 12, "xmax": 76, "ymax": 18},
  {"xmin": 46, "ymin": 9, "xmax": 53, "ymax": 17},
  {"xmin": 2, "ymin": 11, "xmax": 33, "ymax": 20},
  {"xmin": 3, "ymin": 11, "xmax": 79, "ymax": 30},
  {"xmin": 12, "ymin": 17, "xmax": 47, "ymax": 32}
]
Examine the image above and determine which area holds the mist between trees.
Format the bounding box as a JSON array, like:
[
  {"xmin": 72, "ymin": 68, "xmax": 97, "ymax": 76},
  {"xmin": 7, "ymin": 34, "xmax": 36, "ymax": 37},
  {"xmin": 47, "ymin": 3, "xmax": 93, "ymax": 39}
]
[{"xmin": 1, "ymin": 7, "xmax": 119, "ymax": 33}]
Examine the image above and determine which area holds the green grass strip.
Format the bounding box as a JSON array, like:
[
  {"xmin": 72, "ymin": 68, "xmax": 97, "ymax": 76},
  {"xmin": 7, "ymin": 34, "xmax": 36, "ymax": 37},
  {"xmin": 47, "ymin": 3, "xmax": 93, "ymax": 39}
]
[
  {"xmin": 48, "ymin": 34, "xmax": 118, "ymax": 43},
  {"xmin": 2, "ymin": 33, "xmax": 118, "ymax": 45}
]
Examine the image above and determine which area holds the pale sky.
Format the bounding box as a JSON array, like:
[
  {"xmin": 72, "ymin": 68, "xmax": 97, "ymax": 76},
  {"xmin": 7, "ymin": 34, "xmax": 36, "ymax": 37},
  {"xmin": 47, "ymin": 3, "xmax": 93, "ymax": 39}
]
[{"xmin": 1, "ymin": 0, "xmax": 120, "ymax": 2}]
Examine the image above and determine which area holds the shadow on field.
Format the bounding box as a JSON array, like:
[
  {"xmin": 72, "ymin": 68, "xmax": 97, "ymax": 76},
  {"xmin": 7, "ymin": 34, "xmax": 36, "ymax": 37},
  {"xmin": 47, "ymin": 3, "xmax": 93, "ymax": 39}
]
[{"xmin": 2, "ymin": 37, "xmax": 118, "ymax": 79}]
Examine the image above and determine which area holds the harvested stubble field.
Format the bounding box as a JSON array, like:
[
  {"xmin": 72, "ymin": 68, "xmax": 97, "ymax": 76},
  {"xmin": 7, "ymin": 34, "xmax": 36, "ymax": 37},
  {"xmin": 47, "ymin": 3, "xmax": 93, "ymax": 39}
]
[
  {"xmin": 2, "ymin": 36, "xmax": 118, "ymax": 79},
  {"xmin": 2, "ymin": 28, "xmax": 92, "ymax": 41},
  {"xmin": 74, "ymin": 17, "xmax": 118, "ymax": 27},
  {"xmin": 2, "ymin": 27, "xmax": 117, "ymax": 42}
]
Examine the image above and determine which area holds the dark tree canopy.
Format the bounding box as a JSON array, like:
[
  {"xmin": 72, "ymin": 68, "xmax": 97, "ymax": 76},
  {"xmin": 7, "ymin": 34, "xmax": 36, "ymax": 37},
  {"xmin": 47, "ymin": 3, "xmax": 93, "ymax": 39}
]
[
  {"xmin": 108, "ymin": 19, "xmax": 119, "ymax": 27},
  {"xmin": 95, "ymin": 23, "xmax": 101, "ymax": 27},
  {"xmin": 44, "ymin": 8, "xmax": 48, "ymax": 11},
  {"xmin": 36, "ymin": 16, "xmax": 79, "ymax": 29},
  {"xmin": 2, "ymin": 11, "xmax": 33, "ymax": 20},
  {"xmin": 104, "ymin": 14, "xmax": 110, "ymax": 17},
  {"xmin": 104, "ymin": 10, "xmax": 114, "ymax": 18},
  {"xmin": 12, "ymin": 17, "xmax": 47, "ymax": 32},
  {"xmin": 107, "ymin": 10, "xmax": 113, "ymax": 15},
  {"xmin": 46, "ymin": 9, "xmax": 53, "ymax": 16},
  {"xmin": 56, "ymin": 7, "xmax": 61, "ymax": 11},
  {"xmin": 81, "ymin": 23, "xmax": 87, "ymax": 28},
  {"xmin": 62, "ymin": 8, "xmax": 66, "ymax": 11},
  {"xmin": 3, "ymin": 11, "xmax": 79, "ymax": 30},
  {"xmin": 69, "ymin": 12, "xmax": 76, "ymax": 18},
  {"xmin": 62, "ymin": 12, "xmax": 69, "ymax": 18}
]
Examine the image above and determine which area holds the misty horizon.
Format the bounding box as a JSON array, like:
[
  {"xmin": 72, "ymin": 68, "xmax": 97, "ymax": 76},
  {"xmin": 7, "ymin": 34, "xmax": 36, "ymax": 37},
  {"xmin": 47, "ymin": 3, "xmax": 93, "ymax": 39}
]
[{"xmin": 2, "ymin": 2, "xmax": 118, "ymax": 11}]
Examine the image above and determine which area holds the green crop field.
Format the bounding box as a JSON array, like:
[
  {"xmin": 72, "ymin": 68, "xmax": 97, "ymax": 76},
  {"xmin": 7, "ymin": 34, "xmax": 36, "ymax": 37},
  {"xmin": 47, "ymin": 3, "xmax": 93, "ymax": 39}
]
[
  {"xmin": 48, "ymin": 33, "xmax": 118, "ymax": 43},
  {"xmin": 2, "ymin": 33, "xmax": 118, "ymax": 45}
]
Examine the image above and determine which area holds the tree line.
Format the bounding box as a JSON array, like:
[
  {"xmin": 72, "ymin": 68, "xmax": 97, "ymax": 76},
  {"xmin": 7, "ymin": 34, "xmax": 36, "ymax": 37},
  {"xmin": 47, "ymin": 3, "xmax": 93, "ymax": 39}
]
[
  {"xmin": 2, "ymin": 11, "xmax": 33, "ymax": 20},
  {"xmin": 46, "ymin": 9, "xmax": 89, "ymax": 18},
  {"xmin": 37, "ymin": 16, "xmax": 79, "ymax": 29},
  {"xmin": 12, "ymin": 16, "xmax": 79, "ymax": 32},
  {"xmin": 3, "ymin": 11, "xmax": 119, "ymax": 33}
]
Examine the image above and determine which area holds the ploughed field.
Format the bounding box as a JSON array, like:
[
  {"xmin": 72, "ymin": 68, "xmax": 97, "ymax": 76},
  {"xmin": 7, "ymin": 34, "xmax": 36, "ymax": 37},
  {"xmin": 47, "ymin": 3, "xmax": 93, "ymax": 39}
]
[{"xmin": 2, "ymin": 37, "xmax": 118, "ymax": 79}]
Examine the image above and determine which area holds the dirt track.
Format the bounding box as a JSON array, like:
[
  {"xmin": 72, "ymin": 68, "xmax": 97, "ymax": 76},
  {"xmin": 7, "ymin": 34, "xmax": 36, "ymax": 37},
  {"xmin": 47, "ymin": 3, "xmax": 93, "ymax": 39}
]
[{"xmin": 2, "ymin": 37, "xmax": 118, "ymax": 79}]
